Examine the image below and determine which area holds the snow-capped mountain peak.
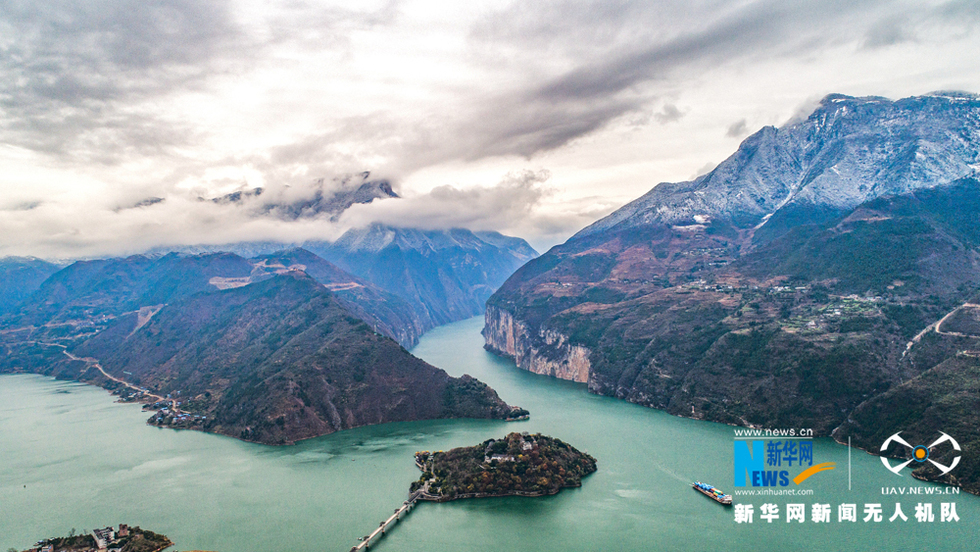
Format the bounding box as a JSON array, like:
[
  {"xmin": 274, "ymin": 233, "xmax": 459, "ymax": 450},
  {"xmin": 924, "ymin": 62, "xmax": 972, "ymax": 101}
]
[{"xmin": 578, "ymin": 93, "xmax": 980, "ymax": 238}]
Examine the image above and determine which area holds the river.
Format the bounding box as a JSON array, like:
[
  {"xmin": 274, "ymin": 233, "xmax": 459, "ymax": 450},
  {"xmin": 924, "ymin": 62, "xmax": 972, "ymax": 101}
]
[{"xmin": 1, "ymin": 316, "xmax": 976, "ymax": 551}]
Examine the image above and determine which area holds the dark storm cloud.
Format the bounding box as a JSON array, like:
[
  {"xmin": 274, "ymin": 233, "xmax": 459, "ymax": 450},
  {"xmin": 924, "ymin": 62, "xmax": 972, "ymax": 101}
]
[
  {"xmin": 462, "ymin": 98, "xmax": 637, "ymax": 159},
  {"xmin": 2, "ymin": 0, "xmax": 969, "ymax": 174},
  {"xmin": 529, "ymin": 0, "xmax": 871, "ymax": 102},
  {"xmin": 3, "ymin": 0, "xmax": 978, "ymax": 259}
]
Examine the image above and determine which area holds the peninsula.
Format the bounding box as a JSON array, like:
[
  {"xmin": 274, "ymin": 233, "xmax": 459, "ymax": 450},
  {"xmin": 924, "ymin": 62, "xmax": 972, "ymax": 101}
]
[
  {"xmin": 1, "ymin": 269, "xmax": 522, "ymax": 445},
  {"xmin": 411, "ymin": 432, "xmax": 597, "ymax": 501}
]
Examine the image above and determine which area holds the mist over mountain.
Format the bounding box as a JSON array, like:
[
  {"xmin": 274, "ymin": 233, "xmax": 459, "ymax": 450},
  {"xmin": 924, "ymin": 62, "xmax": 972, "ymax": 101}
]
[
  {"xmin": 306, "ymin": 224, "xmax": 538, "ymax": 330},
  {"xmin": 0, "ymin": 257, "xmax": 63, "ymax": 315},
  {"xmin": 137, "ymin": 174, "xmax": 539, "ymax": 336},
  {"xmin": 485, "ymin": 92, "xmax": 980, "ymax": 493},
  {"xmin": 0, "ymin": 177, "xmax": 537, "ymax": 445},
  {"xmin": 209, "ymin": 172, "xmax": 399, "ymax": 220}
]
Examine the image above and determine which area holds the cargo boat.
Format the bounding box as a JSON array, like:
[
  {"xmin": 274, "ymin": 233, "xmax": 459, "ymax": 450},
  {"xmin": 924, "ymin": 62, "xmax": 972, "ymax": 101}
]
[{"xmin": 692, "ymin": 481, "xmax": 732, "ymax": 505}]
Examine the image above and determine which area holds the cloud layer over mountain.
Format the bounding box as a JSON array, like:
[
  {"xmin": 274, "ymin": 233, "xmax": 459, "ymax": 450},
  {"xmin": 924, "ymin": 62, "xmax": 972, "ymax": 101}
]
[{"xmin": 2, "ymin": 0, "xmax": 979, "ymax": 257}]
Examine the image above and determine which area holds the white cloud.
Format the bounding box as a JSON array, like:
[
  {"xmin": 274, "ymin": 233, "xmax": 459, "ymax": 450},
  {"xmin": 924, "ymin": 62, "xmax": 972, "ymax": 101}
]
[
  {"xmin": 0, "ymin": 188, "xmax": 341, "ymax": 259},
  {"xmin": 1, "ymin": 0, "xmax": 979, "ymax": 258}
]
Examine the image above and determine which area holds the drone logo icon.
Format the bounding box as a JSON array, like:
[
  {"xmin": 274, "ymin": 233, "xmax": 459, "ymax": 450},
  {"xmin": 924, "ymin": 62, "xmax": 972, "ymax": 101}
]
[{"xmin": 880, "ymin": 431, "xmax": 961, "ymax": 476}]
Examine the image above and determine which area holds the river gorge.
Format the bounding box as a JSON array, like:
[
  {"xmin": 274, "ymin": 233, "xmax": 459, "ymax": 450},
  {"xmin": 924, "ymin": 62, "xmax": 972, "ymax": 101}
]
[{"xmin": 1, "ymin": 316, "xmax": 976, "ymax": 551}]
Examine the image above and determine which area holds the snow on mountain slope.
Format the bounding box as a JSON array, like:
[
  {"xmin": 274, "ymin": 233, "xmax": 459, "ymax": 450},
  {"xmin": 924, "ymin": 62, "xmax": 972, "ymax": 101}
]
[{"xmin": 578, "ymin": 92, "xmax": 980, "ymax": 237}]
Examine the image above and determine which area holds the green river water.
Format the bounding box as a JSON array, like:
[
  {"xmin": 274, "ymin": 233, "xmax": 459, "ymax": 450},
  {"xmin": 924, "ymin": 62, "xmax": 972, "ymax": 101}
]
[{"xmin": 1, "ymin": 316, "xmax": 977, "ymax": 551}]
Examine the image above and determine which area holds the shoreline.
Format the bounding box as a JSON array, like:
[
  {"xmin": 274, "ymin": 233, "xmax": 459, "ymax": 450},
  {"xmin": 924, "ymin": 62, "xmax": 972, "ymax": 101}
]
[
  {"xmin": 0, "ymin": 370, "xmax": 523, "ymax": 448},
  {"xmin": 416, "ymin": 484, "xmax": 580, "ymax": 503}
]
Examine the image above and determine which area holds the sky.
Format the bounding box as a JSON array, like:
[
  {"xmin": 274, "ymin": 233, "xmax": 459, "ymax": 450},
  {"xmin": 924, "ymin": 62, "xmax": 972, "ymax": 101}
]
[{"xmin": 1, "ymin": 0, "xmax": 980, "ymax": 258}]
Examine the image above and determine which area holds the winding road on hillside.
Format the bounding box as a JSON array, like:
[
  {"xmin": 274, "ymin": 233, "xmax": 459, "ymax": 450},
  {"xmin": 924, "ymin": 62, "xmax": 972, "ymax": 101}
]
[
  {"xmin": 934, "ymin": 303, "xmax": 980, "ymax": 337},
  {"xmin": 59, "ymin": 349, "xmax": 166, "ymax": 403},
  {"xmin": 904, "ymin": 302, "xmax": 980, "ymax": 357}
]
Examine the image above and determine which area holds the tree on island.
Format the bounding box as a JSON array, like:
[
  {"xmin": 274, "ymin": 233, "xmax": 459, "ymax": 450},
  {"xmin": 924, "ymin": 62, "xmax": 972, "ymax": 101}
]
[{"xmin": 414, "ymin": 432, "xmax": 596, "ymax": 501}]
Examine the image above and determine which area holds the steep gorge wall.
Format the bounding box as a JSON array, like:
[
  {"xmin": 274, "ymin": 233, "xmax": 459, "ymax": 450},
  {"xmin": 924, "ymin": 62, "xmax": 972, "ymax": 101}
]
[{"xmin": 483, "ymin": 305, "xmax": 591, "ymax": 384}]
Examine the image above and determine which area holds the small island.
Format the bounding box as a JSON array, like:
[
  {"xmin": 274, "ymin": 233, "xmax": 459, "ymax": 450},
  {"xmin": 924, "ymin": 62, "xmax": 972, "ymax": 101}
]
[
  {"xmin": 19, "ymin": 524, "xmax": 171, "ymax": 552},
  {"xmin": 411, "ymin": 432, "xmax": 596, "ymax": 501}
]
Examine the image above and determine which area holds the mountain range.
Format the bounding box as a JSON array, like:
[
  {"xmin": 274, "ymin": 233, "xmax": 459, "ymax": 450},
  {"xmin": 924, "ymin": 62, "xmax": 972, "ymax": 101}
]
[
  {"xmin": 484, "ymin": 92, "xmax": 980, "ymax": 492},
  {"xmin": 251, "ymin": 248, "xmax": 425, "ymax": 348},
  {"xmin": 145, "ymin": 225, "xmax": 537, "ymax": 347},
  {"xmin": 0, "ymin": 257, "xmax": 63, "ymax": 315},
  {"xmin": 0, "ymin": 172, "xmax": 537, "ymax": 445},
  {"xmin": 0, "ymin": 249, "xmax": 522, "ymax": 444},
  {"xmin": 150, "ymin": 178, "xmax": 538, "ymax": 345},
  {"xmin": 6, "ymin": 91, "xmax": 978, "ymax": 489},
  {"xmin": 306, "ymin": 224, "xmax": 538, "ymax": 331},
  {"xmin": 73, "ymin": 272, "xmax": 514, "ymax": 445}
]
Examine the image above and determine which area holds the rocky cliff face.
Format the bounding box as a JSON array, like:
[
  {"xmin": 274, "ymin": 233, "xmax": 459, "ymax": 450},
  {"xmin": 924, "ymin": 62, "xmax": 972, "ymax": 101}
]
[
  {"xmin": 483, "ymin": 305, "xmax": 590, "ymax": 383},
  {"xmin": 485, "ymin": 92, "xmax": 980, "ymax": 492}
]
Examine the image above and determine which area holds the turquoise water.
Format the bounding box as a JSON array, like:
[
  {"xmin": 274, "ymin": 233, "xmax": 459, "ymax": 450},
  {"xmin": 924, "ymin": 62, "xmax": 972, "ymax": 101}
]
[{"xmin": 1, "ymin": 316, "xmax": 976, "ymax": 551}]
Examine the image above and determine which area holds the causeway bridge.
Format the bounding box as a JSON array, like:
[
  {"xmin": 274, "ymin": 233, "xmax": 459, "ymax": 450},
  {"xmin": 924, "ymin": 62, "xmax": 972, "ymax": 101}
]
[{"xmin": 350, "ymin": 489, "xmax": 426, "ymax": 551}]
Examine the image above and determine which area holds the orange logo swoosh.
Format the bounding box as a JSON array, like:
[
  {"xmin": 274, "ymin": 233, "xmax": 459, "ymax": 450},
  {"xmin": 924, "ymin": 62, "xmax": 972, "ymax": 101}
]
[{"xmin": 793, "ymin": 462, "xmax": 836, "ymax": 485}]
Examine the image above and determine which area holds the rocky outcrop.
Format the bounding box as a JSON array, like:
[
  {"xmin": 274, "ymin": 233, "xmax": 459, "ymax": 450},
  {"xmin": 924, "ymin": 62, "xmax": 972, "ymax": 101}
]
[{"xmin": 483, "ymin": 305, "xmax": 591, "ymax": 383}]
